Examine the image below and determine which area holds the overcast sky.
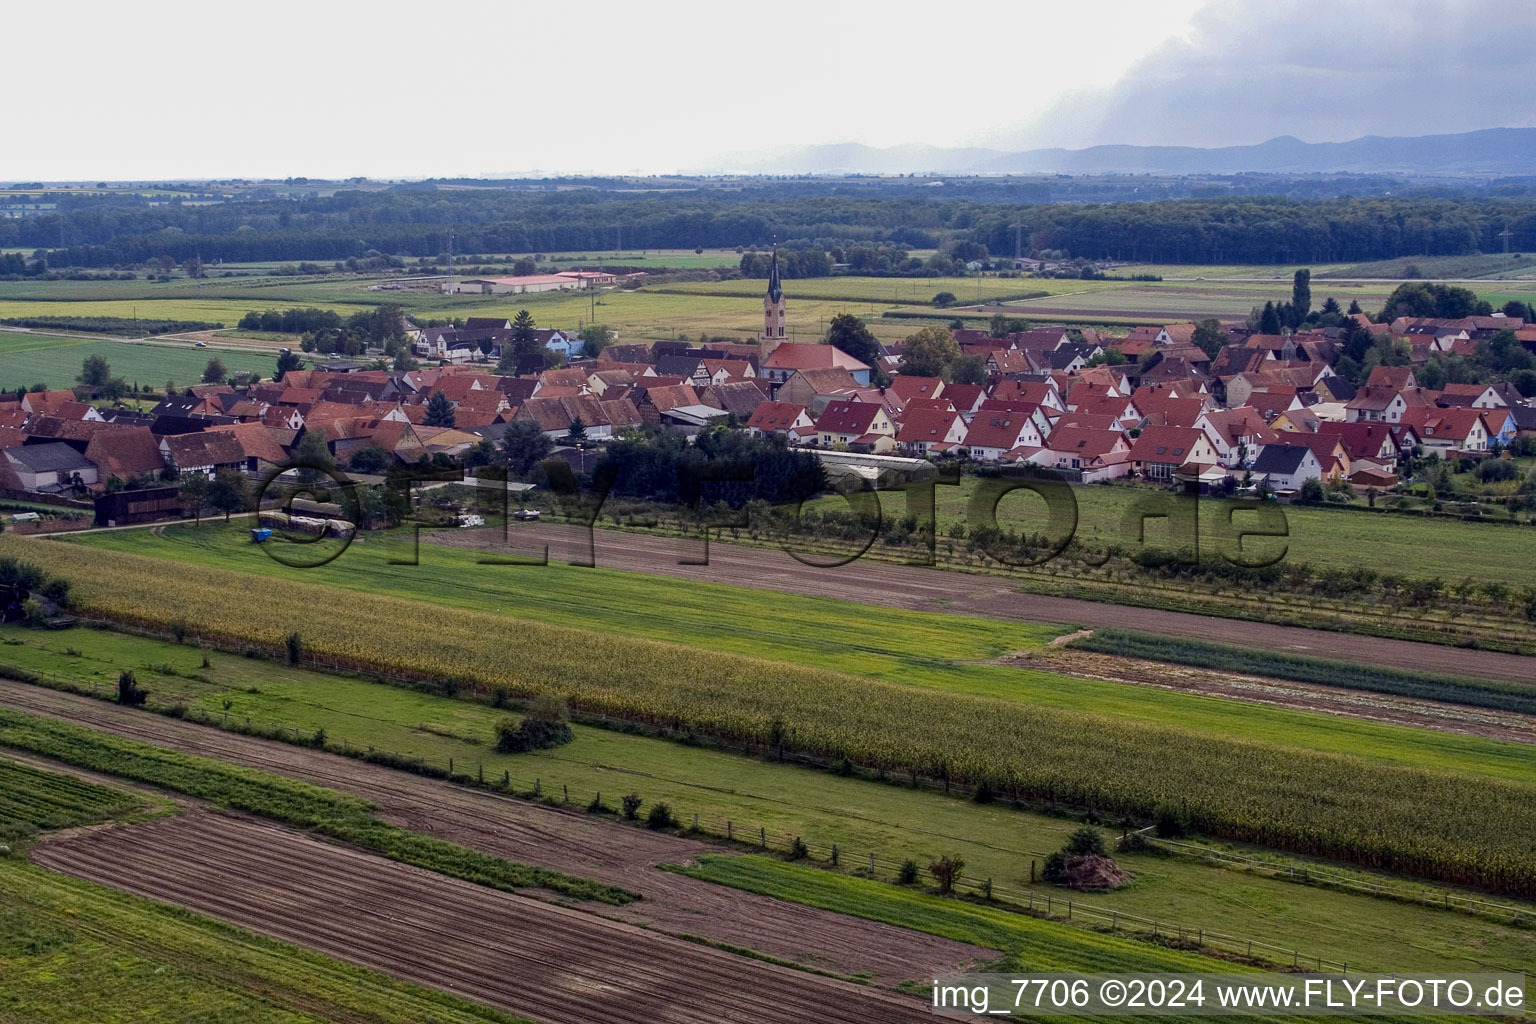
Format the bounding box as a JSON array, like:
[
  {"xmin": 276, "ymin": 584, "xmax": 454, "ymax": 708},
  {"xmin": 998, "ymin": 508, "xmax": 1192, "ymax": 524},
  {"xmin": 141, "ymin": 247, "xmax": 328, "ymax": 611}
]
[{"xmin": 9, "ymin": 0, "xmax": 1533, "ymax": 181}]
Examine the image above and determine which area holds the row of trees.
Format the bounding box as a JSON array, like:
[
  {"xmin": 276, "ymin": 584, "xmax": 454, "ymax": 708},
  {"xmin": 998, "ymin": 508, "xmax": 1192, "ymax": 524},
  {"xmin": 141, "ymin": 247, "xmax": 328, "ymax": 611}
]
[{"xmin": 14, "ymin": 189, "xmax": 1536, "ymax": 268}]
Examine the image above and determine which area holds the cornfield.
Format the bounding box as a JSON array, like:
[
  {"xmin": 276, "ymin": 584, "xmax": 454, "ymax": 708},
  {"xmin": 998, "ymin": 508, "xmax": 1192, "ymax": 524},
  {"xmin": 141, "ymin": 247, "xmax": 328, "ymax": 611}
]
[{"xmin": 11, "ymin": 536, "xmax": 1536, "ymax": 898}]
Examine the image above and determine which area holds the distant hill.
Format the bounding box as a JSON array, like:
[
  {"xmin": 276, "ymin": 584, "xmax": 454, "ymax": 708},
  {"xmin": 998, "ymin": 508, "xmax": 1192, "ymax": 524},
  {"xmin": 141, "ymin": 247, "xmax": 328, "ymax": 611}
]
[{"xmin": 728, "ymin": 128, "xmax": 1536, "ymax": 177}]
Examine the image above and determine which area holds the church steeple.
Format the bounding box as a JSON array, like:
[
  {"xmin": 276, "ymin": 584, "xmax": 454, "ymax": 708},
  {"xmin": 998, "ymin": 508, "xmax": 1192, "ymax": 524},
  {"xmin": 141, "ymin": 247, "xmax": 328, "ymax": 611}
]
[
  {"xmin": 767, "ymin": 247, "xmax": 783, "ymax": 304},
  {"xmin": 762, "ymin": 245, "xmax": 787, "ymax": 356}
]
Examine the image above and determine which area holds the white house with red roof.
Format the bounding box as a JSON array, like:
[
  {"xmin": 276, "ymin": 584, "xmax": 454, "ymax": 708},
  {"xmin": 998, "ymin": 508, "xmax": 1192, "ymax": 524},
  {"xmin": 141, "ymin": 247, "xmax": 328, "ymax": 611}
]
[
  {"xmin": 1128, "ymin": 425, "xmax": 1220, "ymax": 483},
  {"xmin": 746, "ymin": 401, "xmax": 813, "ymax": 438},
  {"xmin": 895, "ymin": 407, "xmax": 967, "ymax": 456},
  {"xmin": 963, "ymin": 407, "xmax": 1050, "ymax": 462},
  {"xmin": 1398, "ymin": 406, "xmax": 1494, "ymax": 455},
  {"xmin": 1042, "ymin": 425, "xmax": 1132, "ymax": 481},
  {"xmin": 814, "ymin": 400, "xmax": 894, "ymax": 451}
]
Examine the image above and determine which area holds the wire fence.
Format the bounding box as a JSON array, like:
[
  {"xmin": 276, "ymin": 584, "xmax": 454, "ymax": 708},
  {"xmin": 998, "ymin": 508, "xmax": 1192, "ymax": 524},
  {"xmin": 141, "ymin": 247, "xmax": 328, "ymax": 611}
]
[{"xmin": 12, "ymin": 624, "xmax": 1534, "ymax": 974}]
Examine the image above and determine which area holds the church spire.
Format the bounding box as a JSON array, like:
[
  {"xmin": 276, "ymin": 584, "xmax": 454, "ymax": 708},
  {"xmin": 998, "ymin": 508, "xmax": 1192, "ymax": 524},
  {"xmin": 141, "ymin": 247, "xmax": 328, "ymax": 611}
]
[{"xmin": 766, "ymin": 246, "xmax": 783, "ymax": 304}]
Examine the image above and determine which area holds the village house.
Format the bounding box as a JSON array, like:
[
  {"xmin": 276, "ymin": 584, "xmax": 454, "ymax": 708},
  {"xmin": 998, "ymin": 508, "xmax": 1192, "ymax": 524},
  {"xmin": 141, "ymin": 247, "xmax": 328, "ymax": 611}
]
[
  {"xmin": 894, "ymin": 407, "xmax": 967, "ymax": 457},
  {"xmin": 3, "ymin": 442, "xmax": 98, "ymax": 492},
  {"xmin": 760, "ymin": 344, "xmax": 872, "ymax": 387},
  {"xmin": 745, "ymin": 402, "xmax": 814, "ymax": 439},
  {"xmin": 1129, "ymin": 426, "xmax": 1220, "ymax": 483},
  {"xmin": 1041, "ymin": 425, "xmax": 1133, "ymax": 481},
  {"xmin": 814, "ymin": 400, "xmax": 895, "ymax": 452},
  {"xmin": 1251, "ymin": 443, "xmax": 1324, "ymax": 492},
  {"xmin": 963, "ymin": 407, "xmax": 1050, "ymax": 462}
]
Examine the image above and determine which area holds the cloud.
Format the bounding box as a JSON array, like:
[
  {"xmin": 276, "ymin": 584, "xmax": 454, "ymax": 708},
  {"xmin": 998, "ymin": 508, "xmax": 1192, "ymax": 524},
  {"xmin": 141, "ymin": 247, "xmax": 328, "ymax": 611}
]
[{"xmin": 998, "ymin": 0, "xmax": 1536, "ymax": 150}]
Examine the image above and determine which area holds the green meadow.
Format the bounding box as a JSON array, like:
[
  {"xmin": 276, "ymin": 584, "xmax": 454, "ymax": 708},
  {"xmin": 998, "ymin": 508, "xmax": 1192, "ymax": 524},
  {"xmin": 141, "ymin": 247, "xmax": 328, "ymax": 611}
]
[
  {"xmin": 0, "ymin": 331, "xmax": 278, "ymax": 392},
  {"xmin": 800, "ymin": 477, "xmax": 1536, "ymax": 591}
]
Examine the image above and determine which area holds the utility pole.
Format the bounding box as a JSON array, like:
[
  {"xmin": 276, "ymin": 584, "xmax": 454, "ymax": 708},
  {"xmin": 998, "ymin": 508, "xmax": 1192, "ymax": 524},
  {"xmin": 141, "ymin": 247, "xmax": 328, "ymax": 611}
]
[{"xmin": 1499, "ymin": 225, "xmax": 1513, "ymax": 255}]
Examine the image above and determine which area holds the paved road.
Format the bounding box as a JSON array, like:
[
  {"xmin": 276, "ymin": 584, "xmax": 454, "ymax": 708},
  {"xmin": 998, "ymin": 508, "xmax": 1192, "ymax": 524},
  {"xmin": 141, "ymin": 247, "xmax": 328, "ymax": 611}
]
[{"xmin": 448, "ymin": 522, "xmax": 1536, "ymax": 686}]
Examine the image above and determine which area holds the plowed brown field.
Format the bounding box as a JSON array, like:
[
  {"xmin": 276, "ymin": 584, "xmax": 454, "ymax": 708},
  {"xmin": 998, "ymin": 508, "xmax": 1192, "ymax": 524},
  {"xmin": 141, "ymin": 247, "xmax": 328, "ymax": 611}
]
[
  {"xmin": 32, "ymin": 811, "xmax": 934, "ymax": 1024},
  {"xmin": 0, "ymin": 679, "xmax": 990, "ymax": 990}
]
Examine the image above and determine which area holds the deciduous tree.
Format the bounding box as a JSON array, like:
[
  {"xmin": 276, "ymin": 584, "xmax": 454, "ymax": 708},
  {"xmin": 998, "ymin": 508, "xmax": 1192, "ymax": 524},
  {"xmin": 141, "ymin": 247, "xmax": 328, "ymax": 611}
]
[{"xmin": 900, "ymin": 325, "xmax": 960, "ymax": 378}]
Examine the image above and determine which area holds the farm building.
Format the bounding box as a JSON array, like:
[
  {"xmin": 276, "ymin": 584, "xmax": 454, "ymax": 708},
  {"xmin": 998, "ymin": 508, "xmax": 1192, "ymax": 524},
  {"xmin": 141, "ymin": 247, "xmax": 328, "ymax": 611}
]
[{"xmin": 444, "ymin": 275, "xmax": 584, "ymax": 295}]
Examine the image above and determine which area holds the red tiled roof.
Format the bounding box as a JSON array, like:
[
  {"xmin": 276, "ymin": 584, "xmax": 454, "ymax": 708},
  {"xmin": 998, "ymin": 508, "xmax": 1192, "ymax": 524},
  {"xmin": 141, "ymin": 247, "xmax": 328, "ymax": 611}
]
[
  {"xmin": 763, "ymin": 344, "xmax": 869, "ymax": 372},
  {"xmin": 815, "ymin": 401, "xmax": 884, "ymax": 435}
]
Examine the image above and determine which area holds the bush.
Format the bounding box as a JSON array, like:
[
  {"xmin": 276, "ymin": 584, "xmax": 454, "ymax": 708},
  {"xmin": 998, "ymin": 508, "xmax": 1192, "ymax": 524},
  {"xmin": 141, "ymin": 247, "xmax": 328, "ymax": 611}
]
[
  {"xmin": 284, "ymin": 632, "xmax": 302, "ymax": 665},
  {"xmin": 115, "ymin": 670, "xmax": 148, "ymax": 707},
  {"xmin": 1064, "ymin": 826, "xmax": 1106, "ymax": 858},
  {"xmin": 646, "ymin": 802, "xmax": 675, "ymax": 830},
  {"xmin": 929, "ymin": 854, "xmax": 965, "ymax": 894},
  {"xmin": 587, "ymin": 792, "xmax": 608, "ymax": 814},
  {"xmin": 493, "ymin": 696, "xmax": 574, "ymax": 753},
  {"xmin": 621, "ymin": 793, "xmax": 642, "ymax": 820},
  {"xmin": 1117, "ymin": 831, "xmax": 1155, "ymax": 854},
  {"xmin": 1041, "ymin": 850, "xmax": 1068, "ymax": 884},
  {"xmin": 897, "ymin": 859, "xmax": 919, "ymax": 885},
  {"xmin": 789, "ymin": 836, "xmax": 808, "ymax": 859},
  {"xmin": 1477, "ymin": 459, "xmax": 1520, "ymax": 483}
]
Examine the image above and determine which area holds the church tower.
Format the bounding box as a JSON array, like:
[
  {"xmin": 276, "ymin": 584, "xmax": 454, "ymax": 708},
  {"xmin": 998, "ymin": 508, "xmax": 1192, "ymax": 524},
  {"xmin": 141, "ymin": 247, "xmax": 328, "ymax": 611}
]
[{"xmin": 761, "ymin": 247, "xmax": 787, "ymax": 358}]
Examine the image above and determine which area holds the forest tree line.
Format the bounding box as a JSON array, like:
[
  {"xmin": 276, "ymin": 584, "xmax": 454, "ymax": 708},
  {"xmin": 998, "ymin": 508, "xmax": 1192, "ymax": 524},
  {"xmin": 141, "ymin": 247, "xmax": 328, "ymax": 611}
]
[{"xmin": 6, "ymin": 188, "xmax": 1536, "ymax": 268}]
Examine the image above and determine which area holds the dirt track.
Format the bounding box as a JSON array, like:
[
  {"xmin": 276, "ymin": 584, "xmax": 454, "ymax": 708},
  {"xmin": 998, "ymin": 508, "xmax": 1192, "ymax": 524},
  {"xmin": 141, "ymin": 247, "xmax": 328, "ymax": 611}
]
[
  {"xmin": 0, "ymin": 680, "xmax": 989, "ymax": 990},
  {"xmin": 31, "ymin": 811, "xmax": 933, "ymax": 1024},
  {"xmin": 435, "ymin": 522, "xmax": 1536, "ymax": 685}
]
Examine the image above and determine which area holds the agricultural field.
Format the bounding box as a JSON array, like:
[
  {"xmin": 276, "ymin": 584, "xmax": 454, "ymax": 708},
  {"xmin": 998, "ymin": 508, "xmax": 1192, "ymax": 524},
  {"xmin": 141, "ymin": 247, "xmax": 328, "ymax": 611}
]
[
  {"xmin": 63, "ymin": 523, "xmax": 1533, "ymax": 780},
  {"xmin": 0, "ymin": 705, "xmax": 629, "ymax": 904},
  {"xmin": 1316, "ymin": 254, "xmax": 1536, "ymax": 280},
  {"xmin": 802, "ymin": 476, "xmax": 1536, "ymax": 592},
  {"xmin": 1112, "ymin": 263, "xmax": 1356, "ymax": 280},
  {"xmin": 657, "ymin": 275, "xmax": 1105, "ymax": 305},
  {"xmin": 2, "ymin": 622, "xmax": 1530, "ymax": 973},
  {"xmin": 677, "ymin": 856, "xmax": 1233, "ymax": 972},
  {"xmin": 3, "ymin": 260, "xmax": 1531, "ymax": 349},
  {"xmin": 0, "ymin": 860, "xmax": 534, "ymax": 1024},
  {"xmin": 0, "ymin": 330, "xmax": 278, "ymax": 393},
  {"xmin": 540, "ymin": 248, "xmax": 745, "ymax": 269},
  {"xmin": 994, "ymin": 280, "xmax": 1404, "ymax": 323},
  {"xmin": 17, "ymin": 532, "xmax": 1536, "ymax": 899},
  {"xmin": 0, "ymin": 754, "xmax": 144, "ymax": 843},
  {"xmin": 0, "ymin": 754, "xmax": 535, "ymax": 1022},
  {"xmin": 31, "ymin": 808, "xmax": 933, "ymax": 1024}
]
